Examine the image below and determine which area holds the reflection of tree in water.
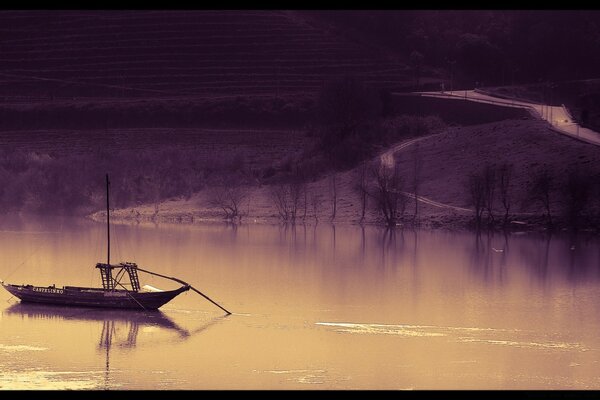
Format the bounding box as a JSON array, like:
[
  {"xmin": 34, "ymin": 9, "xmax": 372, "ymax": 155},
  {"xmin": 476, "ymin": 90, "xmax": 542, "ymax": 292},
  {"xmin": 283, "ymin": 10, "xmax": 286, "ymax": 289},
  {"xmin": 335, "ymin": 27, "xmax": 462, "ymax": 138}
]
[
  {"xmin": 360, "ymin": 225, "xmax": 366, "ymax": 264},
  {"xmin": 376, "ymin": 227, "xmax": 404, "ymax": 271},
  {"xmin": 469, "ymin": 230, "xmax": 489, "ymax": 279},
  {"xmin": 497, "ymin": 231, "xmax": 510, "ymax": 284},
  {"xmin": 565, "ymin": 232, "xmax": 598, "ymax": 284},
  {"xmin": 224, "ymin": 222, "xmax": 239, "ymax": 242},
  {"xmin": 517, "ymin": 232, "xmax": 551, "ymax": 283},
  {"xmin": 278, "ymin": 223, "xmax": 298, "ymax": 247},
  {"xmin": 515, "ymin": 232, "xmax": 599, "ymax": 284},
  {"xmin": 468, "ymin": 230, "xmax": 511, "ymax": 284},
  {"xmin": 411, "ymin": 229, "xmax": 420, "ymax": 307},
  {"xmin": 535, "ymin": 232, "xmax": 552, "ymax": 282}
]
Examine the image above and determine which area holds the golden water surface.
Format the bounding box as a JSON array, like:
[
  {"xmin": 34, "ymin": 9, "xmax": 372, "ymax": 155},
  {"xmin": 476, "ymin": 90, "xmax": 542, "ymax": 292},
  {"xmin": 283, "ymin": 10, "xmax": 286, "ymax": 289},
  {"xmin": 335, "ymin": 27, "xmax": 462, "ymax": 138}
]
[{"xmin": 1, "ymin": 216, "xmax": 599, "ymax": 389}]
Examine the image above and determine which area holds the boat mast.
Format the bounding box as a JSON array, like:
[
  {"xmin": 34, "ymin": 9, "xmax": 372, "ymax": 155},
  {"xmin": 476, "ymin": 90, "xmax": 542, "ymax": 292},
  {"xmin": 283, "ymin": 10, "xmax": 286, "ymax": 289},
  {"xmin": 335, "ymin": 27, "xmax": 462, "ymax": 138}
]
[{"xmin": 106, "ymin": 174, "xmax": 110, "ymax": 266}]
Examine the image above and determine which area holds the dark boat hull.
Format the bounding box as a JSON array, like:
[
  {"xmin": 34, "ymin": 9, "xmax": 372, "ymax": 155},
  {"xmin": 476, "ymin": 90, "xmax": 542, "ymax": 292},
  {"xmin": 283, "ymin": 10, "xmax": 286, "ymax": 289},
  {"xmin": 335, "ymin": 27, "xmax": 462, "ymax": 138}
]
[{"xmin": 1, "ymin": 282, "xmax": 190, "ymax": 310}]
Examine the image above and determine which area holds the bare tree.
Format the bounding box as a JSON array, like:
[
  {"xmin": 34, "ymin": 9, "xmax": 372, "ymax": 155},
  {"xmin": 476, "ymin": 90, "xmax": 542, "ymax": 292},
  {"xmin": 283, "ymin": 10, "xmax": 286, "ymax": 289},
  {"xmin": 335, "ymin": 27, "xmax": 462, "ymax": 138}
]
[
  {"xmin": 467, "ymin": 172, "xmax": 485, "ymax": 227},
  {"xmin": 353, "ymin": 162, "xmax": 369, "ymax": 223},
  {"xmin": 563, "ymin": 168, "xmax": 592, "ymax": 230},
  {"xmin": 369, "ymin": 161, "xmax": 405, "ymax": 227},
  {"xmin": 330, "ymin": 172, "xmax": 337, "ymax": 221},
  {"xmin": 289, "ymin": 181, "xmax": 304, "ymax": 222},
  {"xmin": 529, "ymin": 168, "xmax": 554, "ymax": 227},
  {"xmin": 271, "ymin": 184, "xmax": 292, "ymax": 222},
  {"xmin": 498, "ymin": 163, "xmax": 512, "ymax": 226},
  {"xmin": 271, "ymin": 183, "xmax": 302, "ymax": 223},
  {"xmin": 302, "ymin": 182, "xmax": 308, "ymax": 221},
  {"xmin": 309, "ymin": 191, "xmax": 322, "ymax": 222},
  {"xmin": 208, "ymin": 185, "xmax": 248, "ymax": 222},
  {"xmin": 290, "ymin": 165, "xmax": 308, "ymax": 222},
  {"xmin": 483, "ymin": 164, "xmax": 496, "ymax": 225},
  {"xmin": 411, "ymin": 143, "xmax": 422, "ymax": 224}
]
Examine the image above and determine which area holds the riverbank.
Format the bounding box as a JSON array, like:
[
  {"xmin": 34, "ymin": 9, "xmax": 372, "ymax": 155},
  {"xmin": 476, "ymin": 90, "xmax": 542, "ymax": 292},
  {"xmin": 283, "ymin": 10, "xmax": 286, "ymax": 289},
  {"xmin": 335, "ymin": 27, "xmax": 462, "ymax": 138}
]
[{"xmin": 92, "ymin": 118, "xmax": 600, "ymax": 233}]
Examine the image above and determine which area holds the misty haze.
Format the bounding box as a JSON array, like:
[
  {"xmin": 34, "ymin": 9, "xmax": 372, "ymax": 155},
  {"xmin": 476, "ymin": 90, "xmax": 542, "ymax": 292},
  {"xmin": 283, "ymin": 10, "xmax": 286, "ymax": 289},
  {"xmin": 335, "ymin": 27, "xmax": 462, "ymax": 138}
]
[{"xmin": 1, "ymin": 10, "xmax": 600, "ymax": 390}]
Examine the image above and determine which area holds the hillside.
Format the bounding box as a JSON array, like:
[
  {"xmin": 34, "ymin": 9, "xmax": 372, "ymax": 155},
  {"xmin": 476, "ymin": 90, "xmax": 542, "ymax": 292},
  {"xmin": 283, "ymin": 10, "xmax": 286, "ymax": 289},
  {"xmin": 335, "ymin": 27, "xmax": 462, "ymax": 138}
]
[
  {"xmin": 310, "ymin": 11, "xmax": 600, "ymax": 86},
  {"xmin": 103, "ymin": 118, "xmax": 600, "ymax": 230},
  {"xmin": 0, "ymin": 10, "xmax": 440, "ymax": 133},
  {"xmin": 0, "ymin": 10, "xmax": 417, "ymax": 101},
  {"xmin": 2, "ymin": 10, "xmax": 599, "ymax": 230},
  {"xmin": 480, "ymin": 79, "xmax": 600, "ymax": 133}
]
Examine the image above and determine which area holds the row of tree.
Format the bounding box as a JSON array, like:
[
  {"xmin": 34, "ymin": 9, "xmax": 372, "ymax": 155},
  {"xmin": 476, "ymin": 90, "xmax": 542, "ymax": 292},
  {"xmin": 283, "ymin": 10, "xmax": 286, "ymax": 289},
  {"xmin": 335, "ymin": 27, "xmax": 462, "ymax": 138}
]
[
  {"xmin": 0, "ymin": 147, "xmax": 253, "ymax": 216},
  {"xmin": 468, "ymin": 164, "xmax": 597, "ymax": 230},
  {"xmin": 209, "ymin": 156, "xmax": 599, "ymax": 233},
  {"xmin": 208, "ymin": 150, "xmax": 422, "ymax": 228}
]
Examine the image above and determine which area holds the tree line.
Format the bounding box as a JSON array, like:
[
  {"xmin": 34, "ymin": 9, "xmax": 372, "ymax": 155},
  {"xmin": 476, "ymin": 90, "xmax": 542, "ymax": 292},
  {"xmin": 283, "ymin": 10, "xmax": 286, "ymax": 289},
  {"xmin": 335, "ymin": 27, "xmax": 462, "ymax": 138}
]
[{"xmin": 467, "ymin": 164, "xmax": 598, "ymax": 231}]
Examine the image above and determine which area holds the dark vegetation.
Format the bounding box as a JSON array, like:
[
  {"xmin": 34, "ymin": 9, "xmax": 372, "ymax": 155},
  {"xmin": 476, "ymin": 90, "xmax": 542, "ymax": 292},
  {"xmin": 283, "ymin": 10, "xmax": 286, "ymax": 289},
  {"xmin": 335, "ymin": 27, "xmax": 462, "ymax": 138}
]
[
  {"xmin": 310, "ymin": 11, "xmax": 600, "ymax": 133},
  {"xmin": 0, "ymin": 75, "xmax": 446, "ymax": 218},
  {"xmin": 0, "ymin": 10, "xmax": 598, "ymax": 232},
  {"xmin": 272, "ymin": 77, "xmax": 447, "ymax": 183},
  {"xmin": 466, "ymin": 163, "xmax": 600, "ymax": 232},
  {"xmin": 368, "ymin": 162, "xmax": 406, "ymax": 227},
  {"xmin": 309, "ymin": 11, "xmax": 600, "ymax": 86},
  {"xmin": 0, "ymin": 11, "xmax": 411, "ymax": 100},
  {"xmin": 0, "ymin": 95, "xmax": 314, "ymax": 130},
  {"xmin": 0, "ymin": 147, "xmax": 253, "ymax": 215},
  {"xmin": 391, "ymin": 95, "xmax": 528, "ymax": 125}
]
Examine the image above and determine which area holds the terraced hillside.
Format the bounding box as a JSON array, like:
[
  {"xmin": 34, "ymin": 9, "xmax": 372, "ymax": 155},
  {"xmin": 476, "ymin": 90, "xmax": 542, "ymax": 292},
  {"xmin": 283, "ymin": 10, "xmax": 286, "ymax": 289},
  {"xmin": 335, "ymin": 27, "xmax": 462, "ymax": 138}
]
[
  {"xmin": 0, "ymin": 127, "xmax": 311, "ymax": 166},
  {"xmin": 0, "ymin": 10, "xmax": 416, "ymax": 101}
]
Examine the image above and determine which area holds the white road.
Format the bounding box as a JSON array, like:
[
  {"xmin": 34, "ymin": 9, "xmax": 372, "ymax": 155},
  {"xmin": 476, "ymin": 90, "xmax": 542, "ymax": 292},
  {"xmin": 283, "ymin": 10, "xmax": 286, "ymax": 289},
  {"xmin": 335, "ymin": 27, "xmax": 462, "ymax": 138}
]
[
  {"xmin": 378, "ymin": 86, "xmax": 600, "ymax": 214},
  {"xmin": 380, "ymin": 133, "xmax": 442, "ymax": 169},
  {"xmin": 379, "ymin": 133, "xmax": 473, "ymax": 213},
  {"xmin": 412, "ymin": 89, "xmax": 600, "ymax": 146},
  {"xmin": 400, "ymin": 191, "xmax": 472, "ymax": 213}
]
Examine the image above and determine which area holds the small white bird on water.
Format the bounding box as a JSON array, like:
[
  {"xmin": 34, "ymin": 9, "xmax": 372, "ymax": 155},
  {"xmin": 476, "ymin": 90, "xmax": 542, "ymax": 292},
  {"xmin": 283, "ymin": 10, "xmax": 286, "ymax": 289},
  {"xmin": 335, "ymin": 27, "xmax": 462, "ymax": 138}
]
[{"xmin": 492, "ymin": 247, "xmax": 504, "ymax": 253}]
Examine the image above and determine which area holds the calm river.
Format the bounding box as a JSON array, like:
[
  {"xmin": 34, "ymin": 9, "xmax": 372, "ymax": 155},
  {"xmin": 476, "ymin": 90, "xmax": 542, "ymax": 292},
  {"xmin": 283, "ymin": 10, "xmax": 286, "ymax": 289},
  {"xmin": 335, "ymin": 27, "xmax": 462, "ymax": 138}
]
[{"xmin": 1, "ymin": 215, "xmax": 600, "ymax": 389}]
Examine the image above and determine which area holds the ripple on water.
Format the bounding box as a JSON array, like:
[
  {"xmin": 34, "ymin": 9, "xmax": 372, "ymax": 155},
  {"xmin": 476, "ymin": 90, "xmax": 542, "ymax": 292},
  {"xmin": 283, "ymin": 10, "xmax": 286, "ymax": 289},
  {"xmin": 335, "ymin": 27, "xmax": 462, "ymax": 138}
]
[
  {"xmin": 0, "ymin": 370, "xmax": 107, "ymax": 390},
  {"xmin": 315, "ymin": 322, "xmax": 446, "ymax": 337},
  {"xmin": 315, "ymin": 322, "xmax": 587, "ymax": 352},
  {"xmin": 0, "ymin": 344, "xmax": 48, "ymax": 352},
  {"xmin": 456, "ymin": 338, "xmax": 589, "ymax": 351}
]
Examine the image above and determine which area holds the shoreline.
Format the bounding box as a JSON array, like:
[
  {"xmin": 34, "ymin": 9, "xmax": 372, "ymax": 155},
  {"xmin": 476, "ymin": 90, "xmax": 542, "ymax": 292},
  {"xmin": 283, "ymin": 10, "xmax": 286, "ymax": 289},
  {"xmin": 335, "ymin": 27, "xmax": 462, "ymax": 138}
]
[
  {"xmin": 89, "ymin": 206, "xmax": 594, "ymax": 237},
  {"xmin": 78, "ymin": 115, "xmax": 600, "ymax": 237}
]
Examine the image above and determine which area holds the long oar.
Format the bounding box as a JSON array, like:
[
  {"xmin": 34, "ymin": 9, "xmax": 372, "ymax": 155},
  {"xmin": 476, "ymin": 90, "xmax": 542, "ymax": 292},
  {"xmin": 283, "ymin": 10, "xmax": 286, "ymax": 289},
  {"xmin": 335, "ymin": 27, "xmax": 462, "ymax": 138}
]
[{"xmin": 136, "ymin": 267, "xmax": 231, "ymax": 315}]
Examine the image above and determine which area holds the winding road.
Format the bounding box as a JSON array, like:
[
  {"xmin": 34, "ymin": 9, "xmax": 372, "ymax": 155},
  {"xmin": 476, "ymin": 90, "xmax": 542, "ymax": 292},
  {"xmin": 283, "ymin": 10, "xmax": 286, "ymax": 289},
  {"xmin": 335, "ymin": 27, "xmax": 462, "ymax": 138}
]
[
  {"xmin": 413, "ymin": 89, "xmax": 600, "ymax": 146},
  {"xmin": 379, "ymin": 133, "xmax": 472, "ymax": 213},
  {"xmin": 379, "ymin": 86, "xmax": 600, "ymax": 214}
]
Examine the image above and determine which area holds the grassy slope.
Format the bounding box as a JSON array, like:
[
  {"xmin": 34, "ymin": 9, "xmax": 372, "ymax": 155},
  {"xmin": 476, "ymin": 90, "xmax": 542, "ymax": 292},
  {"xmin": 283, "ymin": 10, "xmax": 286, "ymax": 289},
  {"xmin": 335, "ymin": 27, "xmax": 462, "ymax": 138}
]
[
  {"xmin": 103, "ymin": 118, "xmax": 600, "ymax": 227},
  {"xmin": 401, "ymin": 119, "xmax": 600, "ymax": 210}
]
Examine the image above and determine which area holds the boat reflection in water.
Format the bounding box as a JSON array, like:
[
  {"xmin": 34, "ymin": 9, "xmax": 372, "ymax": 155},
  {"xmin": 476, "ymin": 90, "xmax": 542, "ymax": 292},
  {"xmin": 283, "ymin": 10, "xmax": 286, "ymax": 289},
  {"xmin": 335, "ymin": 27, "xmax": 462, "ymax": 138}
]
[{"xmin": 4, "ymin": 303, "xmax": 228, "ymax": 389}]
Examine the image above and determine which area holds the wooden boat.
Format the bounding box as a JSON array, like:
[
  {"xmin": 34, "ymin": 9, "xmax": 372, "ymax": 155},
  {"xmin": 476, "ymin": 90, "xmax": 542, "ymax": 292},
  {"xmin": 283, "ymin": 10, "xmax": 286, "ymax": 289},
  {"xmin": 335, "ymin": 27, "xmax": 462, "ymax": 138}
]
[
  {"xmin": 1, "ymin": 175, "xmax": 229, "ymax": 314},
  {"xmin": 1, "ymin": 270, "xmax": 190, "ymax": 310}
]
